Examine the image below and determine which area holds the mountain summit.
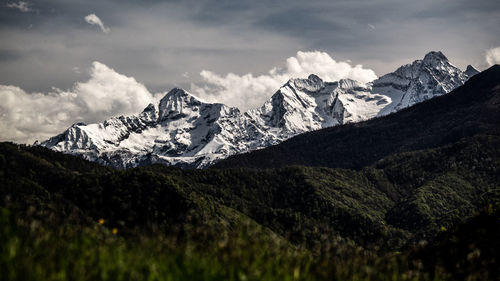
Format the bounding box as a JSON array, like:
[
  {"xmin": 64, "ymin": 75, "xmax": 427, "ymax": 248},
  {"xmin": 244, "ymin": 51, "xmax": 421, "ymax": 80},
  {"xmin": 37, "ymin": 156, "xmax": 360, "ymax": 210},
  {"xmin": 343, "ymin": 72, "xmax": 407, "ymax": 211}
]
[
  {"xmin": 41, "ymin": 52, "xmax": 479, "ymax": 168},
  {"xmin": 371, "ymin": 51, "xmax": 471, "ymax": 115}
]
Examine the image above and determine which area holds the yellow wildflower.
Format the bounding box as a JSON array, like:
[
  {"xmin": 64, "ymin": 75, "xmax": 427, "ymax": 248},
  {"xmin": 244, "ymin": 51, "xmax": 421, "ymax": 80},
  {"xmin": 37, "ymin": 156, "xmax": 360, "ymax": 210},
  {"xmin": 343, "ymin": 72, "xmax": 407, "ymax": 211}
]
[
  {"xmin": 98, "ymin": 218, "xmax": 104, "ymax": 225},
  {"xmin": 293, "ymin": 267, "xmax": 300, "ymax": 279},
  {"xmin": 112, "ymin": 228, "xmax": 118, "ymax": 235}
]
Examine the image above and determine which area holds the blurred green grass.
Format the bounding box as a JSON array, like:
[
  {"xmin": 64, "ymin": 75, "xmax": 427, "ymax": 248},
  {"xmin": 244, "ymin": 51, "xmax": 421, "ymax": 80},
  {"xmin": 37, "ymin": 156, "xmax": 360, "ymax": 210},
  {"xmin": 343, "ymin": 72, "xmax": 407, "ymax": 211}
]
[{"xmin": 1, "ymin": 208, "xmax": 451, "ymax": 281}]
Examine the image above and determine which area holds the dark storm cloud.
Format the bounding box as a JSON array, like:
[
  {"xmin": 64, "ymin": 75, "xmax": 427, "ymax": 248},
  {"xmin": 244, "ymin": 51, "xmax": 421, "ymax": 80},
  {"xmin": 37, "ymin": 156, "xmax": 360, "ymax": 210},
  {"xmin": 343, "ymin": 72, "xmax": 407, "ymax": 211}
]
[
  {"xmin": 0, "ymin": 49, "xmax": 21, "ymax": 61},
  {"xmin": 0, "ymin": 0, "xmax": 499, "ymax": 93},
  {"xmin": 414, "ymin": 0, "xmax": 500, "ymax": 19},
  {"xmin": 254, "ymin": 7, "xmax": 349, "ymax": 35}
]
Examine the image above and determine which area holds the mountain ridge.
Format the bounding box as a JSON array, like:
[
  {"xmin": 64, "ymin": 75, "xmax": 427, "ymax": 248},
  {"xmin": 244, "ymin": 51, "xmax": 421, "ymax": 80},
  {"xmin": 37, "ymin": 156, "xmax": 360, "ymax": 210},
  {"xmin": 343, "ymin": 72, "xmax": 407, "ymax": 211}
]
[{"xmin": 41, "ymin": 52, "xmax": 480, "ymax": 168}]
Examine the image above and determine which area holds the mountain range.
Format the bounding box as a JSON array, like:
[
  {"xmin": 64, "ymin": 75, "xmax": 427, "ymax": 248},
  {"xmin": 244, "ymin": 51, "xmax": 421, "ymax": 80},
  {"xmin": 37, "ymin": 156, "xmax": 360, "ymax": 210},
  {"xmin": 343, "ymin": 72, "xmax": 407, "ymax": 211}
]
[{"xmin": 41, "ymin": 51, "xmax": 479, "ymax": 168}]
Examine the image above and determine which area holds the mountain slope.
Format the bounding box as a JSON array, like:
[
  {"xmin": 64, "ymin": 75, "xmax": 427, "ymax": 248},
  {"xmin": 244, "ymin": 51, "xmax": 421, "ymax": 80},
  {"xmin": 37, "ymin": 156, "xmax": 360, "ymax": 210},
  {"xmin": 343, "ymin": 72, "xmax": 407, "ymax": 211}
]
[
  {"xmin": 245, "ymin": 75, "xmax": 391, "ymax": 141},
  {"xmin": 41, "ymin": 52, "xmax": 478, "ymax": 169},
  {"xmin": 214, "ymin": 65, "xmax": 500, "ymax": 170}
]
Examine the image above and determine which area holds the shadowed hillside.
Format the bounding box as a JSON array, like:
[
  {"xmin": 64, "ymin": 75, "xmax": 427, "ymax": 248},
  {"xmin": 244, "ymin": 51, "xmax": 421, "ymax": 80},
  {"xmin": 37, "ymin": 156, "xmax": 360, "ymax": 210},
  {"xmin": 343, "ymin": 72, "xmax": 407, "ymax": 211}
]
[{"xmin": 2, "ymin": 132, "xmax": 499, "ymax": 249}]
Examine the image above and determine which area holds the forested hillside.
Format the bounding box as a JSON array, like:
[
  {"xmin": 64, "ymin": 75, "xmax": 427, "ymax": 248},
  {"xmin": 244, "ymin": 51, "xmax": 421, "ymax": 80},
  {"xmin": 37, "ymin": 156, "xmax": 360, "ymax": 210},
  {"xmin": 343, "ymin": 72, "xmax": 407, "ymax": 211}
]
[{"xmin": 2, "ymin": 133, "xmax": 499, "ymax": 247}]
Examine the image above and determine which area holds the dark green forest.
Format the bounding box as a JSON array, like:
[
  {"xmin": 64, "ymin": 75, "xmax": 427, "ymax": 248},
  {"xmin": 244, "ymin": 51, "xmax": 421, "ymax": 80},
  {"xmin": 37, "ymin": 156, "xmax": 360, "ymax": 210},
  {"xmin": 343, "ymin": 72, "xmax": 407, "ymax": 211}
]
[
  {"xmin": 1, "ymin": 66, "xmax": 500, "ymax": 280},
  {"xmin": 1, "ymin": 133, "xmax": 499, "ymax": 280}
]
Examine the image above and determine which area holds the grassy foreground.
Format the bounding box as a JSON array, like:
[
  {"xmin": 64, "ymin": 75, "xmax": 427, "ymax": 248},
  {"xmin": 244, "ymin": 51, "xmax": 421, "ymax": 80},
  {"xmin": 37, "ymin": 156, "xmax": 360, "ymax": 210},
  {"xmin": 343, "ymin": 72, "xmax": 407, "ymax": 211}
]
[{"xmin": 0, "ymin": 208, "xmax": 462, "ymax": 281}]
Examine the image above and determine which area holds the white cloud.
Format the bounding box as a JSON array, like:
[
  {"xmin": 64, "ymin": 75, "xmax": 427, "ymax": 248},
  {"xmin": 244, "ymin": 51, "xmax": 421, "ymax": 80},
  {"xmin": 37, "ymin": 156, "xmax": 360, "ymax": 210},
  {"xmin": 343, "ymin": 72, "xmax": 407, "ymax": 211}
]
[
  {"xmin": 84, "ymin": 14, "xmax": 110, "ymax": 33},
  {"xmin": 191, "ymin": 51, "xmax": 377, "ymax": 111},
  {"xmin": 0, "ymin": 52, "xmax": 377, "ymax": 143},
  {"xmin": 0, "ymin": 62, "xmax": 155, "ymax": 144},
  {"xmin": 486, "ymin": 47, "xmax": 500, "ymax": 66},
  {"xmin": 6, "ymin": 1, "xmax": 31, "ymax": 12}
]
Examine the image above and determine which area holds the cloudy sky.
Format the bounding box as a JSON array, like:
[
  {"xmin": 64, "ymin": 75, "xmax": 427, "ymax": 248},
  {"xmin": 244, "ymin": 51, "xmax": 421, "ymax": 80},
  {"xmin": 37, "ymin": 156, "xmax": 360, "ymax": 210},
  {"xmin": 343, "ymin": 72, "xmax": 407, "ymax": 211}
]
[{"xmin": 1, "ymin": 0, "xmax": 500, "ymax": 143}]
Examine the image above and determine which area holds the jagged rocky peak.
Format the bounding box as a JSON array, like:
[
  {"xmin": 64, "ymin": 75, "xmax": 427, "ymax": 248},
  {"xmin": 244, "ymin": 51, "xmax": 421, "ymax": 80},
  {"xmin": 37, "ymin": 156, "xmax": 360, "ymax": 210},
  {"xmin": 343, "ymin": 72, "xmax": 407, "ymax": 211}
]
[
  {"xmin": 157, "ymin": 87, "xmax": 234, "ymax": 116},
  {"xmin": 287, "ymin": 74, "xmax": 325, "ymax": 93},
  {"xmin": 420, "ymin": 51, "xmax": 464, "ymax": 76},
  {"xmin": 139, "ymin": 103, "xmax": 158, "ymax": 121},
  {"xmin": 142, "ymin": 103, "xmax": 156, "ymax": 113},
  {"xmin": 422, "ymin": 51, "xmax": 449, "ymax": 64},
  {"xmin": 336, "ymin": 78, "xmax": 368, "ymax": 90},
  {"xmin": 158, "ymin": 88, "xmax": 205, "ymax": 120},
  {"xmin": 371, "ymin": 51, "xmax": 474, "ymax": 116},
  {"xmin": 375, "ymin": 51, "xmax": 464, "ymax": 82},
  {"xmin": 465, "ymin": 65, "xmax": 480, "ymax": 77},
  {"xmin": 386, "ymin": 51, "xmax": 456, "ymax": 79},
  {"xmin": 159, "ymin": 87, "xmax": 203, "ymax": 107}
]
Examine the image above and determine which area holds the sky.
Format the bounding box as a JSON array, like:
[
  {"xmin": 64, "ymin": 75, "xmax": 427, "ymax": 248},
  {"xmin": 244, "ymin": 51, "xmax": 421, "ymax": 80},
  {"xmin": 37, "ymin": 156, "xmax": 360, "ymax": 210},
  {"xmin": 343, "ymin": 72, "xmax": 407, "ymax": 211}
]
[{"xmin": 1, "ymin": 0, "xmax": 500, "ymax": 143}]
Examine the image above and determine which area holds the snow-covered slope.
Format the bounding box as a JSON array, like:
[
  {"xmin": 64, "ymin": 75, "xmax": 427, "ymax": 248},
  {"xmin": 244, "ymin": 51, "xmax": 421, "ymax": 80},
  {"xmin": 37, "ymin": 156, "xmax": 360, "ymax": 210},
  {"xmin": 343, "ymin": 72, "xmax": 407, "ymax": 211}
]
[
  {"xmin": 42, "ymin": 88, "xmax": 250, "ymax": 168},
  {"xmin": 246, "ymin": 75, "xmax": 390, "ymax": 141},
  {"xmin": 372, "ymin": 51, "xmax": 475, "ymax": 115},
  {"xmin": 41, "ymin": 51, "xmax": 478, "ymax": 168}
]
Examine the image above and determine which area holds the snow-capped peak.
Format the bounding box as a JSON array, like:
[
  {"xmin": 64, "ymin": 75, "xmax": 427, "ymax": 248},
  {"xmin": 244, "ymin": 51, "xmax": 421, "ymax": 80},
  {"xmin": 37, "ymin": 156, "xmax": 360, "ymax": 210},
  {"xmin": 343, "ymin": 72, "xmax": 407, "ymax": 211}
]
[
  {"xmin": 372, "ymin": 51, "xmax": 475, "ymax": 115},
  {"xmin": 286, "ymin": 74, "xmax": 325, "ymax": 93},
  {"xmin": 422, "ymin": 51, "xmax": 448, "ymax": 64},
  {"xmin": 158, "ymin": 88, "xmax": 205, "ymax": 120},
  {"xmin": 160, "ymin": 87, "xmax": 201, "ymax": 103}
]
